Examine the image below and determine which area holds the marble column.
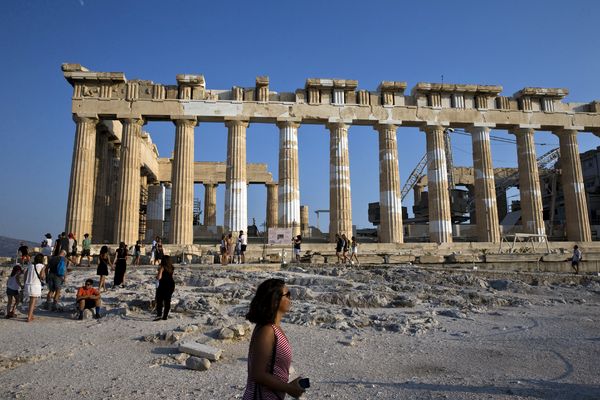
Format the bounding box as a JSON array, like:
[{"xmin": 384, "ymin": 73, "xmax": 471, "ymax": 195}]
[
  {"xmin": 300, "ymin": 205, "xmax": 309, "ymax": 237},
  {"xmin": 375, "ymin": 124, "xmax": 404, "ymax": 243},
  {"xmin": 105, "ymin": 142, "xmax": 120, "ymax": 243},
  {"xmin": 224, "ymin": 120, "xmax": 249, "ymax": 233},
  {"xmin": 414, "ymin": 184, "xmax": 424, "ymax": 207},
  {"xmin": 555, "ymin": 129, "xmax": 592, "ymax": 241},
  {"xmin": 113, "ymin": 118, "xmax": 144, "ymax": 244},
  {"xmin": 423, "ymin": 125, "xmax": 453, "ymax": 243},
  {"xmin": 266, "ymin": 183, "xmax": 278, "ymax": 230},
  {"xmin": 510, "ymin": 128, "xmax": 545, "ymax": 236},
  {"xmin": 169, "ymin": 118, "xmax": 196, "ymax": 245},
  {"xmin": 203, "ymin": 183, "xmax": 217, "ymax": 226},
  {"xmin": 65, "ymin": 115, "xmax": 99, "ymax": 239},
  {"xmin": 469, "ymin": 126, "xmax": 501, "ymax": 242},
  {"xmin": 92, "ymin": 128, "xmax": 110, "ymax": 243},
  {"xmin": 277, "ymin": 121, "xmax": 301, "ymax": 236},
  {"xmin": 146, "ymin": 183, "xmax": 165, "ymax": 241},
  {"xmin": 328, "ymin": 122, "xmax": 353, "ymax": 241}
]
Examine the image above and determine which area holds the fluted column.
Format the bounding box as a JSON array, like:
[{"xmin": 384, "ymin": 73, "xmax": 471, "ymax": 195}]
[
  {"xmin": 300, "ymin": 205, "xmax": 310, "ymax": 237},
  {"xmin": 375, "ymin": 123, "xmax": 404, "ymax": 243},
  {"xmin": 92, "ymin": 128, "xmax": 110, "ymax": 243},
  {"xmin": 555, "ymin": 129, "xmax": 591, "ymax": 241},
  {"xmin": 146, "ymin": 183, "xmax": 165, "ymax": 241},
  {"xmin": 169, "ymin": 118, "xmax": 196, "ymax": 245},
  {"xmin": 469, "ymin": 126, "xmax": 501, "ymax": 242},
  {"xmin": 66, "ymin": 115, "xmax": 99, "ymax": 239},
  {"xmin": 510, "ymin": 128, "xmax": 545, "ymax": 236},
  {"xmin": 328, "ymin": 122, "xmax": 353, "ymax": 241},
  {"xmin": 105, "ymin": 142, "xmax": 120, "ymax": 242},
  {"xmin": 224, "ymin": 120, "xmax": 248, "ymax": 233},
  {"xmin": 113, "ymin": 118, "xmax": 144, "ymax": 244},
  {"xmin": 266, "ymin": 183, "xmax": 278, "ymax": 230},
  {"xmin": 203, "ymin": 183, "xmax": 217, "ymax": 226},
  {"xmin": 277, "ymin": 121, "xmax": 301, "ymax": 236},
  {"xmin": 423, "ymin": 125, "xmax": 452, "ymax": 243}
]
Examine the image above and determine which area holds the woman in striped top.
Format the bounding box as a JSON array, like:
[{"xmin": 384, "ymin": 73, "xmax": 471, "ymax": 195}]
[{"xmin": 243, "ymin": 279, "xmax": 305, "ymax": 400}]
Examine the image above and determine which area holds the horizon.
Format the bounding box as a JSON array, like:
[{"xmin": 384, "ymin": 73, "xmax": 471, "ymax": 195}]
[{"xmin": 1, "ymin": 0, "xmax": 599, "ymax": 242}]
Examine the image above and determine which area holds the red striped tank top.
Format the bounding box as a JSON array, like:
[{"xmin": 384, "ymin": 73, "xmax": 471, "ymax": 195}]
[{"xmin": 243, "ymin": 324, "xmax": 292, "ymax": 400}]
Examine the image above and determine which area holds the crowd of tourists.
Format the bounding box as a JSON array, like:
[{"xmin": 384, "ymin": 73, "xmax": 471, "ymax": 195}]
[
  {"xmin": 219, "ymin": 230, "xmax": 248, "ymax": 265},
  {"xmin": 6, "ymin": 232, "xmax": 175, "ymax": 322}
]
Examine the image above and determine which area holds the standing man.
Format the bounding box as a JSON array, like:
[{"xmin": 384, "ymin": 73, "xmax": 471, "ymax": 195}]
[
  {"xmin": 79, "ymin": 233, "xmax": 92, "ymax": 267},
  {"xmin": 239, "ymin": 230, "xmax": 248, "ymax": 264},
  {"xmin": 44, "ymin": 250, "xmax": 68, "ymax": 311},
  {"xmin": 572, "ymin": 245, "xmax": 583, "ymax": 274}
]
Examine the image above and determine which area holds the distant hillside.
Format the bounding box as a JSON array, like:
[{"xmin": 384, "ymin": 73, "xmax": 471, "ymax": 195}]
[{"xmin": 0, "ymin": 236, "xmax": 39, "ymax": 258}]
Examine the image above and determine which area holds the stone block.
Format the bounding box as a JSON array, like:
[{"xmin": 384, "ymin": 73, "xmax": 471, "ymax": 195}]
[
  {"xmin": 388, "ymin": 254, "xmax": 416, "ymax": 263},
  {"xmin": 185, "ymin": 356, "xmax": 211, "ymax": 371},
  {"xmin": 447, "ymin": 254, "xmax": 484, "ymax": 263},
  {"xmin": 542, "ymin": 254, "xmax": 570, "ymax": 262},
  {"xmin": 217, "ymin": 327, "xmax": 234, "ymax": 340},
  {"xmin": 179, "ymin": 342, "xmax": 222, "ymax": 361},
  {"xmin": 485, "ymin": 254, "xmax": 541, "ymax": 263},
  {"xmin": 418, "ymin": 255, "xmax": 446, "ymax": 264}
]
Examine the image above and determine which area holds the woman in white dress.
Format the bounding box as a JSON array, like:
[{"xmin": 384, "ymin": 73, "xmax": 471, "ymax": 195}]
[{"xmin": 24, "ymin": 254, "xmax": 45, "ymax": 322}]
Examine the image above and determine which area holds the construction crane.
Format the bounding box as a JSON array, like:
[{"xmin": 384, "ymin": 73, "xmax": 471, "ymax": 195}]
[{"xmin": 400, "ymin": 128, "xmax": 455, "ymax": 200}]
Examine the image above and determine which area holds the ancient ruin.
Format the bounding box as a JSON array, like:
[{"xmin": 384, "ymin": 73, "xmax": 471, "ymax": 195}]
[{"xmin": 62, "ymin": 64, "xmax": 599, "ymax": 246}]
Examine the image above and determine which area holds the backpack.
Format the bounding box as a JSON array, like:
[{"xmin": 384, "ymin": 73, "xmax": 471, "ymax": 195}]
[{"xmin": 56, "ymin": 257, "xmax": 66, "ymax": 277}]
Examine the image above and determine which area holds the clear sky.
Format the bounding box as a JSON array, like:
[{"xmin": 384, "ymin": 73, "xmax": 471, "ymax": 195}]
[{"xmin": 1, "ymin": 0, "xmax": 599, "ymax": 242}]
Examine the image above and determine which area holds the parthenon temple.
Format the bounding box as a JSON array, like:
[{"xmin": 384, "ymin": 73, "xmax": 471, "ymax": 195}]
[{"xmin": 62, "ymin": 63, "xmax": 600, "ymax": 246}]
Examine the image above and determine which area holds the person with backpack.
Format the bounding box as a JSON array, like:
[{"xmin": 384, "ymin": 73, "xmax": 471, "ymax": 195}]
[
  {"xmin": 24, "ymin": 254, "xmax": 46, "ymax": 322},
  {"xmin": 44, "ymin": 250, "xmax": 67, "ymax": 311}
]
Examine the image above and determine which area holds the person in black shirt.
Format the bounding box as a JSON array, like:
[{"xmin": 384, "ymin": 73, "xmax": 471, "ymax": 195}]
[
  {"xmin": 154, "ymin": 255, "xmax": 175, "ymax": 321},
  {"xmin": 114, "ymin": 242, "xmax": 128, "ymax": 288}
]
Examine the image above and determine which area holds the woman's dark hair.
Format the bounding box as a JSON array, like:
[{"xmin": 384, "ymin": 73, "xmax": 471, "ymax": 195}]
[
  {"xmin": 33, "ymin": 253, "xmax": 44, "ymax": 265},
  {"xmin": 11, "ymin": 264, "xmax": 22, "ymax": 277},
  {"xmin": 161, "ymin": 255, "xmax": 174, "ymax": 275},
  {"xmin": 100, "ymin": 245, "xmax": 109, "ymax": 255},
  {"xmin": 119, "ymin": 241, "xmax": 126, "ymax": 249},
  {"xmin": 246, "ymin": 278, "xmax": 285, "ymax": 325}
]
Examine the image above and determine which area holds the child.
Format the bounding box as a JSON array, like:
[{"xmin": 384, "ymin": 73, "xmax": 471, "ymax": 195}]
[{"xmin": 5, "ymin": 264, "xmax": 23, "ymax": 318}]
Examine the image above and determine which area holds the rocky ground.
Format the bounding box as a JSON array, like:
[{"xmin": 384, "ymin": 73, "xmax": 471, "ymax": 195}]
[{"xmin": 0, "ymin": 263, "xmax": 599, "ymax": 399}]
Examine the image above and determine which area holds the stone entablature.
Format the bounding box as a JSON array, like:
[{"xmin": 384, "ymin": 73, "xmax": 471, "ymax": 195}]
[
  {"xmin": 63, "ymin": 64, "xmax": 600, "ymax": 132},
  {"xmin": 156, "ymin": 160, "xmax": 273, "ymax": 184}
]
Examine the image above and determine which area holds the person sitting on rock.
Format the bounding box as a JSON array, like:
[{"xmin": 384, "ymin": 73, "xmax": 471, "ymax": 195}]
[{"xmin": 76, "ymin": 278, "xmax": 102, "ymax": 320}]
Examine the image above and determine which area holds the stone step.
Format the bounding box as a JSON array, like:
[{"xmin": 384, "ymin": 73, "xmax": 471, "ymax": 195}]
[{"xmin": 178, "ymin": 342, "xmax": 222, "ymax": 361}]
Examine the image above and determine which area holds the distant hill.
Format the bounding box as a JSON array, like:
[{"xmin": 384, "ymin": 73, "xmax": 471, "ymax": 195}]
[{"xmin": 0, "ymin": 236, "xmax": 39, "ymax": 258}]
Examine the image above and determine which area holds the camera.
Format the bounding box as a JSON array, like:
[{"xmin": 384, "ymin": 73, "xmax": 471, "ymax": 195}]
[{"xmin": 298, "ymin": 378, "xmax": 310, "ymax": 389}]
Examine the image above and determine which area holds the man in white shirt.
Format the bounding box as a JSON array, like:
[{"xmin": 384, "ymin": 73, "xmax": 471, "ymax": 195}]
[{"xmin": 239, "ymin": 230, "xmax": 248, "ymax": 264}]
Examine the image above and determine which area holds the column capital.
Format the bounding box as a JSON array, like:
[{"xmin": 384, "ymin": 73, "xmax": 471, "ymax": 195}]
[
  {"xmin": 203, "ymin": 182, "xmax": 218, "ymax": 187},
  {"xmin": 373, "ymin": 122, "xmax": 401, "ymax": 132},
  {"xmin": 508, "ymin": 126, "xmax": 536, "ymax": 136},
  {"xmin": 465, "ymin": 125, "xmax": 491, "ymax": 134},
  {"xmin": 419, "ymin": 124, "xmax": 446, "ymax": 133},
  {"xmin": 72, "ymin": 114, "xmax": 99, "ymax": 124},
  {"xmin": 326, "ymin": 121, "xmax": 349, "ymax": 131},
  {"xmin": 265, "ymin": 181, "xmax": 278, "ymax": 187},
  {"xmin": 276, "ymin": 119, "xmax": 301, "ymax": 129},
  {"xmin": 172, "ymin": 117, "xmax": 198, "ymax": 128},
  {"xmin": 224, "ymin": 119, "xmax": 249, "ymax": 128},
  {"xmin": 553, "ymin": 128, "xmax": 583, "ymax": 137},
  {"xmin": 119, "ymin": 117, "xmax": 145, "ymax": 126}
]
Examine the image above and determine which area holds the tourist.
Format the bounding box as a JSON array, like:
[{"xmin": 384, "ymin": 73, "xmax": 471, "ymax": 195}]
[
  {"xmin": 154, "ymin": 255, "xmax": 175, "ymax": 321},
  {"xmin": 45, "ymin": 250, "xmax": 68, "ymax": 311},
  {"xmin": 151, "ymin": 236, "xmax": 159, "ymax": 265},
  {"xmin": 155, "ymin": 237, "xmax": 164, "ymax": 266},
  {"xmin": 242, "ymin": 278, "xmax": 304, "ymax": 399},
  {"xmin": 5, "ymin": 264, "xmax": 24, "ymax": 319},
  {"xmin": 114, "ymin": 242, "xmax": 128, "ymax": 288},
  {"xmin": 220, "ymin": 234, "xmax": 227, "ymax": 266},
  {"xmin": 349, "ymin": 236, "xmax": 359, "ymax": 265},
  {"xmin": 239, "ymin": 230, "xmax": 248, "ymax": 264},
  {"xmin": 335, "ymin": 233, "xmax": 344, "ymax": 264},
  {"xmin": 68, "ymin": 233, "xmax": 79, "ymax": 265},
  {"xmin": 52, "ymin": 232, "xmax": 62, "ymax": 256},
  {"xmin": 235, "ymin": 234, "xmax": 242, "ymax": 264},
  {"xmin": 17, "ymin": 242, "xmax": 29, "ymax": 263},
  {"xmin": 24, "ymin": 254, "xmax": 46, "ymax": 322},
  {"xmin": 79, "ymin": 233, "xmax": 92, "ymax": 267},
  {"xmin": 132, "ymin": 240, "xmax": 142, "ymax": 266},
  {"xmin": 76, "ymin": 278, "xmax": 102, "ymax": 320},
  {"xmin": 97, "ymin": 245, "xmax": 112, "ymax": 292},
  {"xmin": 572, "ymin": 245, "xmax": 583, "ymax": 274},
  {"xmin": 58, "ymin": 232, "xmax": 70, "ymax": 255},
  {"xmin": 227, "ymin": 233, "xmax": 234, "ymax": 264},
  {"xmin": 293, "ymin": 235, "xmax": 302, "ymax": 262},
  {"xmin": 341, "ymin": 234, "xmax": 349, "ymax": 264},
  {"xmin": 41, "ymin": 233, "xmax": 53, "ymax": 262}
]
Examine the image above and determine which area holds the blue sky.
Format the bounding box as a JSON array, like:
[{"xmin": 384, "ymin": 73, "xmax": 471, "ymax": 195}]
[{"xmin": 1, "ymin": 0, "xmax": 599, "ymax": 241}]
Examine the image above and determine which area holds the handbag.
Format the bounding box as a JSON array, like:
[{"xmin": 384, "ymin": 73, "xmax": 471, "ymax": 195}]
[{"xmin": 33, "ymin": 264, "xmax": 45, "ymax": 287}]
